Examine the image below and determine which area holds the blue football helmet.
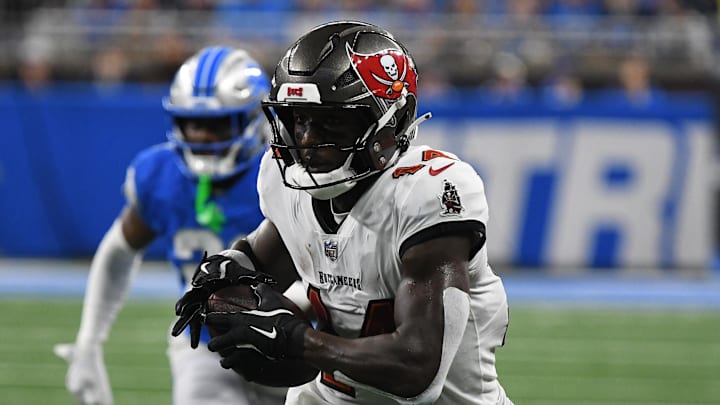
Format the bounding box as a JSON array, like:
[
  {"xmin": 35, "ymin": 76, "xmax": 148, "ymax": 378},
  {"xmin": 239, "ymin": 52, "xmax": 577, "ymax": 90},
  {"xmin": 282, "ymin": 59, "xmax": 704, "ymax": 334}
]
[{"xmin": 163, "ymin": 46, "xmax": 271, "ymax": 179}]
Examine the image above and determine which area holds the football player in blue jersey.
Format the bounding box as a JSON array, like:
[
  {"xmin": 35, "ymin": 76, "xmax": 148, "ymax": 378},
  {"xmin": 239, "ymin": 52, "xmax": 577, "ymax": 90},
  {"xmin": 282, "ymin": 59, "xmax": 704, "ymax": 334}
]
[{"xmin": 53, "ymin": 46, "xmax": 287, "ymax": 405}]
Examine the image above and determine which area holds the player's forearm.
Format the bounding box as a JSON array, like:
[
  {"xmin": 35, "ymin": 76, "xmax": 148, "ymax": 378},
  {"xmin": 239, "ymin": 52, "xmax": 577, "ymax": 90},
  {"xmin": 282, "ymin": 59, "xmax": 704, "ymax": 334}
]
[
  {"xmin": 302, "ymin": 287, "xmax": 470, "ymax": 403},
  {"xmin": 302, "ymin": 327, "xmax": 440, "ymax": 398},
  {"xmin": 77, "ymin": 221, "xmax": 142, "ymax": 345},
  {"xmin": 236, "ymin": 219, "xmax": 299, "ymax": 291}
]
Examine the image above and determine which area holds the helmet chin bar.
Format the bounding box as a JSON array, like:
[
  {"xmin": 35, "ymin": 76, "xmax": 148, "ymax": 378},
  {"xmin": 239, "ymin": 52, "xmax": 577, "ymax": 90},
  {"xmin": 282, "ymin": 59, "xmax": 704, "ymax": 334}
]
[
  {"xmin": 183, "ymin": 142, "xmax": 242, "ymax": 178},
  {"xmin": 285, "ymin": 143, "xmax": 361, "ymax": 200},
  {"xmin": 286, "ymin": 166, "xmax": 357, "ymax": 200}
]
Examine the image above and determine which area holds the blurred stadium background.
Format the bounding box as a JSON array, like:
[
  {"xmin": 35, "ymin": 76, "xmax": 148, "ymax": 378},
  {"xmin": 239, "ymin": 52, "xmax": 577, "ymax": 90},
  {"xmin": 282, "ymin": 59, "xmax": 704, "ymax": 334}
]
[{"xmin": 1, "ymin": 1, "xmax": 720, "ymax": 404}]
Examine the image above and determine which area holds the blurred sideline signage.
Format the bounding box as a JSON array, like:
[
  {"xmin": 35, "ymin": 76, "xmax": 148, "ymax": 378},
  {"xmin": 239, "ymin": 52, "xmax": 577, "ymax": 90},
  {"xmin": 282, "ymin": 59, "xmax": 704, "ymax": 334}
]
[
  {"xmin": 421, "ymin": 115, "xmax": 713, "ymax": 270},
  {"xmin": 0, "ymin": 84, "xmax": 714, "ymax": 270}
]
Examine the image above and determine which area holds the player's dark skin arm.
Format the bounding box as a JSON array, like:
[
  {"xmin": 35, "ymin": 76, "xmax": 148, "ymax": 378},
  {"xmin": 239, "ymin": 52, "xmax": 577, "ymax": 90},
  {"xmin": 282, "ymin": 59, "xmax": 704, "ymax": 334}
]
[
  {"xmin": 306, "ymin": 236, "xmax": 470, "ymax": 397},
  {"xmin": 118, "ymin": 205, "xmax": 156, "ymax": 250},
  {"xmin": 233, "ymin": 219, "xmax": 298, "ymax": 293},
  {"xmin": 245, "ymin": 219, "xmax": 471, "ymax": 398}
]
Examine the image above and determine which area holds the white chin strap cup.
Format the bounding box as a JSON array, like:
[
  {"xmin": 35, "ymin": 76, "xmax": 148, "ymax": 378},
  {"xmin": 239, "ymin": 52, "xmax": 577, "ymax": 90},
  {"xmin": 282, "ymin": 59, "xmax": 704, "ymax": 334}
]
[
  {"xmin": 285, "ymin": 163, "xmax": 357, "ymax": 200},
  {"xmin": 183, "ymin": 142, "xmax": 241, "ymax": 177}
]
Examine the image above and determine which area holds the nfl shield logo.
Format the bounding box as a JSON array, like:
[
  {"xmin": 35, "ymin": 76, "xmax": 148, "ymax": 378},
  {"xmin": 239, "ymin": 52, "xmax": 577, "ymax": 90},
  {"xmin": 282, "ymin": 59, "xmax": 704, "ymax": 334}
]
[{"xmin": 324, "ymin": 240, "xmax": 338, "ymax": 262}]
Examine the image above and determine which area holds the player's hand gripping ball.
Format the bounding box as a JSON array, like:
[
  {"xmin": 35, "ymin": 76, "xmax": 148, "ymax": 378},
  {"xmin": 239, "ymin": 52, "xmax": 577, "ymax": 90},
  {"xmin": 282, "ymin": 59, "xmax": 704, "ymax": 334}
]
[
  {"xmin": 205, "ymin": 283, "xmax": 259, "ymax": 335},
  {"xmin": 171, "ymin": 251, "xmax": 275, "ymax": 348},
  {"xmin": 205, "ymin": 283, "xmax": 318, "ymax": 387}
]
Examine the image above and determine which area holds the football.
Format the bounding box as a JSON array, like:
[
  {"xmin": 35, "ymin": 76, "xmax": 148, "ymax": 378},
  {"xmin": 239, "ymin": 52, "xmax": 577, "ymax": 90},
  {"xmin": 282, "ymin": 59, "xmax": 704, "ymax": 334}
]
[
  {"xmin": 207, "ymin": 283, "xmax": 258, "ymax": 315},
  {"xmin": 205, "ymin": 284, "xmax": 309, "ymax": 333},
  {"xmin": 205, "ymin": 283, "xmax": 318, "ymax": 387}
]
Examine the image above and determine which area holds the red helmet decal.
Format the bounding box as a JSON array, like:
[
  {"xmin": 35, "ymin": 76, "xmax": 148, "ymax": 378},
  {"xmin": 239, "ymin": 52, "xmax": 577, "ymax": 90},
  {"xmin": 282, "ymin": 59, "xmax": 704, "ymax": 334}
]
[{"xmin": 348, "ymin": 45, "xmax": 417, "ymax": 100}]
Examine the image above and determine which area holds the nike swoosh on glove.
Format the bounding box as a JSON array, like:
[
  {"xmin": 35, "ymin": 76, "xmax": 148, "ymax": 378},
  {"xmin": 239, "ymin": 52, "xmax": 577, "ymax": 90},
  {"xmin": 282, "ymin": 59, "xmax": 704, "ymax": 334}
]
[
  {"xmin": 206, "ymin": 283, "xmax": 309, "ymax": 362},
  {"xmin": 171, "ymin": 251, "xmax": 276, "ymax": 348}
]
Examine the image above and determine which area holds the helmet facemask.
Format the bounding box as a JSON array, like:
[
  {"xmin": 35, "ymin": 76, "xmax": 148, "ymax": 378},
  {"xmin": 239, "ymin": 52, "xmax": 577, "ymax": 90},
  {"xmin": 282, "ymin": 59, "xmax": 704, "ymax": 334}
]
[
  {"xmin": 168, "ymin": 111, "xmax": 265, "ymax": 179},
  {"xmin": 264, "ymin": 91, "xmax": 420, "ymax": 200}
]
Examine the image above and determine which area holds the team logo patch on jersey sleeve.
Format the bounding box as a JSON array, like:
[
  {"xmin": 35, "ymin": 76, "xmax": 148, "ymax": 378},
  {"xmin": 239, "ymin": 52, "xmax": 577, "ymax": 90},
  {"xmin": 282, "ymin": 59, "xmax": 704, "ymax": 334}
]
[{"xmin": 438, "ymin": 179, "xmax": 465, "ymax": 216}]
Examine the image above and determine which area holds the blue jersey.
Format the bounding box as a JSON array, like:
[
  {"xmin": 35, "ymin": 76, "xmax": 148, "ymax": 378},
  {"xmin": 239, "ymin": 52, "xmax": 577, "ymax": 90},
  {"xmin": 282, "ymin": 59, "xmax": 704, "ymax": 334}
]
[{"xmin": 124, "ymin": 143, "xmax": 265, "ymax": 342}]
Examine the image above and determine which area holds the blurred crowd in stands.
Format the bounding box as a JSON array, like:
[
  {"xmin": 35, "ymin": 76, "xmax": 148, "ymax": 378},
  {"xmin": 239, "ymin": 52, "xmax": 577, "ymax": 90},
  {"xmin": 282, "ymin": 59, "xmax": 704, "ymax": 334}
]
[{"xmin": 2, "ymin": 0, "xmax": 719, "ymax": 107}]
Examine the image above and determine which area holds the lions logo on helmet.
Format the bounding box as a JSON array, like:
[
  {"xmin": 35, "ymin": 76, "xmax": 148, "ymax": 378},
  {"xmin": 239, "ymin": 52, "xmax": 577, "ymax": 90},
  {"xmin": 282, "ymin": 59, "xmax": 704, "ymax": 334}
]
[{"xmin": 163, "ymin": 46, "xmax": 271, "ymax": 180}]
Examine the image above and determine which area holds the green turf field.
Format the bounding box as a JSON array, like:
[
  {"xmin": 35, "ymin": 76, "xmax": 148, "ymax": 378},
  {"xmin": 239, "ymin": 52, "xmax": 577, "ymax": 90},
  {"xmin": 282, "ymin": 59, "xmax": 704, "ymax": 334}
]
[{"xmin": 2, "ymin": 298, "xmax": 718, "ymax": 404}]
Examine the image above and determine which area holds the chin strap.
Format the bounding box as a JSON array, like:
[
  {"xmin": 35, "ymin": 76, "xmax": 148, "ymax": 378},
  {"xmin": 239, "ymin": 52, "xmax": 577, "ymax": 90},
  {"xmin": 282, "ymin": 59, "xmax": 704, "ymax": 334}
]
[
  {"xmin": 195, "ymin": 175, "xmax": 226, "ymax": 233},
  {"xmin": 404, "ymin": 112, "xmax": 432, "ymax": 144}
]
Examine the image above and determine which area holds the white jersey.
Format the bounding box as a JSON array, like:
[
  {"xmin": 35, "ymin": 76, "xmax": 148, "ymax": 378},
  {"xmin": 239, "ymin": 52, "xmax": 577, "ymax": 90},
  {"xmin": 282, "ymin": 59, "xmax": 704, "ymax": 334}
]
[{"xmin": 258, "ymin": 145, "xmax": 511, "ymax": 405}]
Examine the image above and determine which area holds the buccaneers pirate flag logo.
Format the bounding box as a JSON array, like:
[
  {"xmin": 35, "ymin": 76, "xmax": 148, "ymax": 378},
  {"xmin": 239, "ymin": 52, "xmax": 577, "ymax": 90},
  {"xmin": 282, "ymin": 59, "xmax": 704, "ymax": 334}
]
[{"xmin": 347, "ymin": 44, "xmax": 418, "ymax": 100}]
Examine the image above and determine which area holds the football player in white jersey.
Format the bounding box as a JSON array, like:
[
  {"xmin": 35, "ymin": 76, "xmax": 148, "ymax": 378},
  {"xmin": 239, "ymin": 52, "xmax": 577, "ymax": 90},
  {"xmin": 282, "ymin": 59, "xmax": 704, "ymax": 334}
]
[
  {"xmin": 173, "ymin": 21, "xmax": 513, "ymax": 405},
  {"xmin": 54, "ymin": 46, "xmax": 286, "ymax": 405}
]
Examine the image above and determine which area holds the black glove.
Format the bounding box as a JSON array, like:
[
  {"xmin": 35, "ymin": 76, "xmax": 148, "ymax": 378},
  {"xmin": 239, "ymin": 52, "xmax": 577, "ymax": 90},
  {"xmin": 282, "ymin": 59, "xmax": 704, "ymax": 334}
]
[
  {"xmin": 206, "ymin": 283, "xmax": 309, "ymax": 362},
  {"xmin": 219, "ymin": 348, "xmax": 319, "ymax": 387},
  {"xmin": 171, "ymin": 252, "xmax": 276, "ymax": 348}
]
